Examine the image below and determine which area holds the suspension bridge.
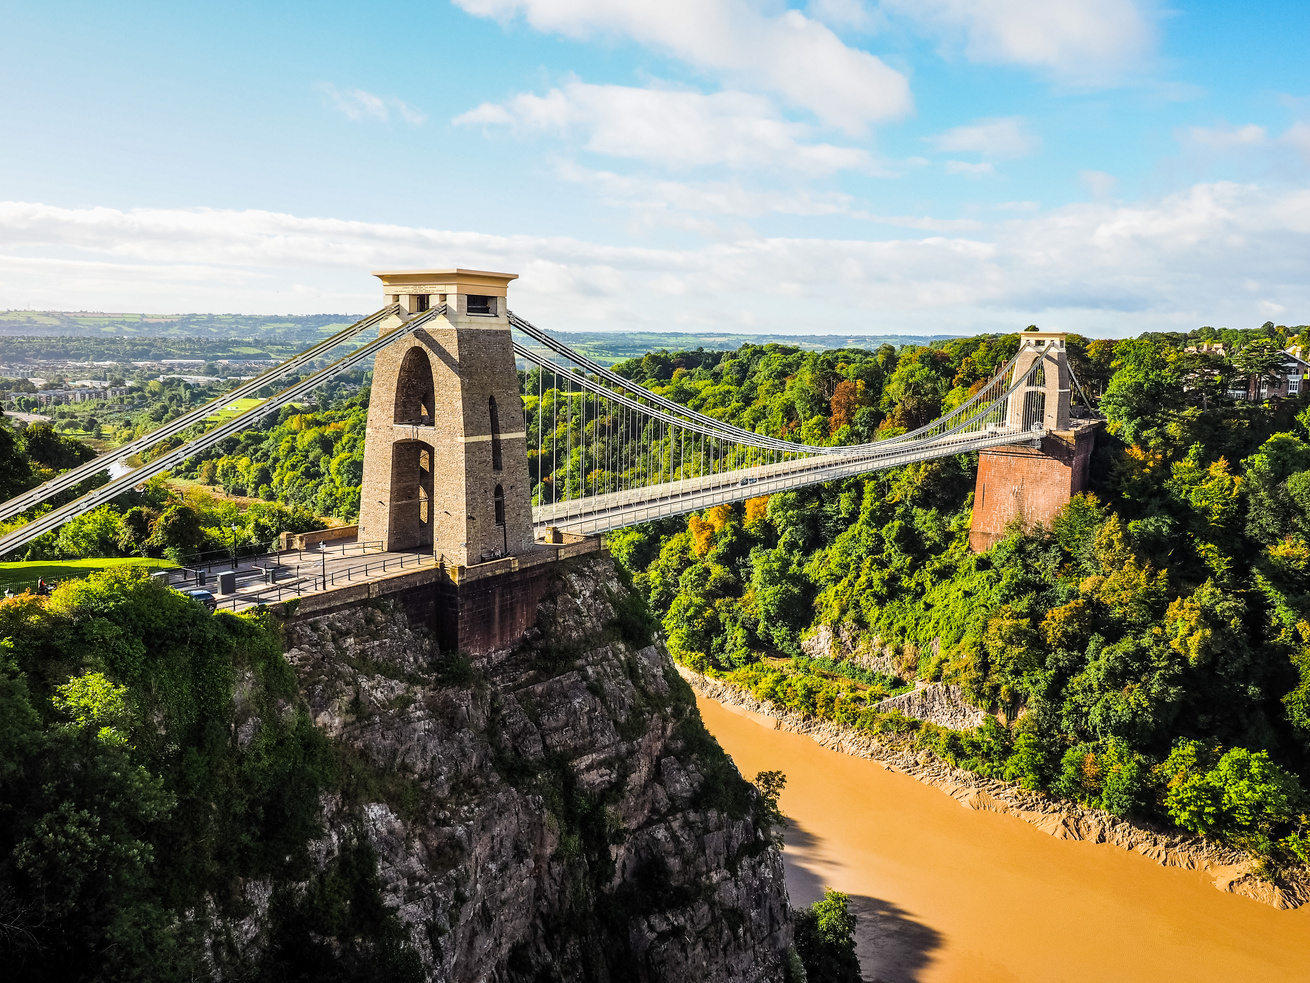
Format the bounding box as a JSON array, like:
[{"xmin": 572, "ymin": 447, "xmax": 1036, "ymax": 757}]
[{"xmin": 0, "ymin": 269, "xmax": 1093, "ymax": 646}]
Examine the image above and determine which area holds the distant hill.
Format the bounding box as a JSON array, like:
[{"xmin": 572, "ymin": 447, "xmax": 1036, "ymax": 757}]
[
  {"xmin": 0, "ymin": 311, "xmax": 959, "ymax": 363},
  {"xmin": 0, "ymin": 311, "xmax": 358, "ymax": 344},
  {"xmin": 543, "ymin": 330, "xmax": 960, "ymax": 364}
]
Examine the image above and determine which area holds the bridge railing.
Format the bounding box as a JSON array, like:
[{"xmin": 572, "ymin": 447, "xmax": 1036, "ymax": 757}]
[{"xmin": 218, "ymin": 549, "xmax": 439, "ymax": 611}]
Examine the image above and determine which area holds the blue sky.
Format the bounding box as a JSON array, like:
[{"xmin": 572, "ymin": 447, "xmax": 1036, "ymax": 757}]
[{"xmin": 2, "ymin": 0, "xmax": 1309, "ymax": 337}]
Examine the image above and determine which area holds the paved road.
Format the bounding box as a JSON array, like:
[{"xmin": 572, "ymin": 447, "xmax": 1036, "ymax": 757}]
[{"xmin": 162, "ymin": 540, "xmax": 440, "ymax": 612}]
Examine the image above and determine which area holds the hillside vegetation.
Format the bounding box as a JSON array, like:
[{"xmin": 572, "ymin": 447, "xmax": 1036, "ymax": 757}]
[{"xmin": 12, "ymin": 321, "xmax": 1310, "ymax": 870}]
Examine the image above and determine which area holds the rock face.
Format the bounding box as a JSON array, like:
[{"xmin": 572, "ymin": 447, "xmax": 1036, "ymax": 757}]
[
  {"xmin": 274, "ymin": 555, "xmax": 794, "ymax": 981},
  {"xmin": 802, "ymin": 623, "xmax": 903, "ymax": 679},
  {"xmin": 874, "ymin": 684, "xmax": 985, "ymax": 731}
]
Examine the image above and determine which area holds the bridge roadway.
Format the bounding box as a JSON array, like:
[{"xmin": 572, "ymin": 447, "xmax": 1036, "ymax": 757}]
[
  {"xmin": 167, "ymin": 540, "xmax": 440, "ymax": 613},
  {"xmin": 533, "ymin": 424, "xmax": 1040, "ymax": 537}
]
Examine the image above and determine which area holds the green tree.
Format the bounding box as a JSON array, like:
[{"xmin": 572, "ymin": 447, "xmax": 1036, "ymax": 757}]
[{"xmin": 793, "ymin": 890, "xmax": 861, "ymax": 983}]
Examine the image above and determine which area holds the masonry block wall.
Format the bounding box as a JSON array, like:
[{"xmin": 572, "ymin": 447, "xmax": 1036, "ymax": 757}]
[
  {"xmin": 968, "ymin": 424, "xmax": 1098, "ymax": 551},
  {"xmin": 358, "ymin": 270, "xmax": 534, "ymax": 565},
  {"xmin": 433, "ymin": 564, "xmax": 557, "ymax": 656}
]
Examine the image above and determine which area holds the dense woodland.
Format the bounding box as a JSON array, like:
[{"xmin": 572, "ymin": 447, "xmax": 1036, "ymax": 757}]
[
  {"xmin": 595, "ymin": 326, "xmax": 1310, "ymax": 870},
  {"xmin": 6, "ymin": 320, "xmax": 1310, "ymax": 891}
]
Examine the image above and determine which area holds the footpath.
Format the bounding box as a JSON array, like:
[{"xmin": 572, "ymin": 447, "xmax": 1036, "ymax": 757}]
[{"xmin": 680, "ymin": 666, "xmax": 1310, "ymax": 910}]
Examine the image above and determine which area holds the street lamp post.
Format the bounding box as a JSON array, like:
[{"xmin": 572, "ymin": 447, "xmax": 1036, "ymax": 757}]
[
  {"xmin": 229, "ymin": 523, "xmax": 238, "ymax": 571},
  {"xmin": 319, "ymin": 543, "xmax": 327, "ymax": 591}
]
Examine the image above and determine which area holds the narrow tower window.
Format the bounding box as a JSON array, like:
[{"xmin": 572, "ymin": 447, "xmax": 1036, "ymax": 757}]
[
  {"xmin": 489, "ymin": 395, "xmax": 503, "ymax": 471},
  {"xmin": 494, "ymin": 484, "xmax": 505, "ymax": 526},
  {"xmin": 414, "ymin": 294, "xmax": 429, "ymax": 312}
]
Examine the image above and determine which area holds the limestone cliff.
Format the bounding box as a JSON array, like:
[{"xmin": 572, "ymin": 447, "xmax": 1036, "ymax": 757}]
[{"xmin": 225, "ymin": 555, "xmax": 795, "ymax": 981}]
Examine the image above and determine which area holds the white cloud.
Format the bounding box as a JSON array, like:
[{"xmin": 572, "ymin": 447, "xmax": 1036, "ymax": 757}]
[
  {"xmin": 456, "ymin": 82, "xmax": 878, "ymax": 173},
  {"xmin": 556, "ymin": 163, "xmax": 856, "ymax": 219},
  {"xmin": 1079, "ymin": 170, "xmax": 1118, "ymax": 199},
  {"xmin": 930, "ymin": 116, "xmax": 1039, "ymax": 158},
  {"xmin": 1179, "ymin": 120, "xmax": 1310, "ymax": 167},
  {"xmin": 451, "ymin": 0, "xmax": 911, "ymax": 133},
  {"xmin": 3, "ymin": 183, "xmax": 1310, "ymax": 334},
  {"xmin": 881, "ymin": 0, "xmax": 1155, "ymax": 83},
  {"xmin": 555, "ymin": 163, "xmax": 982, "ymax": 233},
  {"xmin": 315, "ymin": 83, "xmax": 425, "ymax": 124},
  {"xmin": 1186, "ymin": 123, "xmax": 1267, "ymax": 149},
  {"xmin": 946, "ymin": 160, "xmax": 995, "ymax": 176},
  {"xmin": 807, "ymin": 0, "xmax": 879, "ymax": 31}
]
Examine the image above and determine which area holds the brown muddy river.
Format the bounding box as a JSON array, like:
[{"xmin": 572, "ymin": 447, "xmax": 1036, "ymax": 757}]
[{"xmin": 697, "ymin": 695, "xmax": 1310, "ymax": 983}]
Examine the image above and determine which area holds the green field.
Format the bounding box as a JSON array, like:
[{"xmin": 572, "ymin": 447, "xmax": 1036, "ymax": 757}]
[
  {"xmin": 0, "ymin": 557, "xmax": 179, "ymax": 593},
  {"xmin": 204, "ymin": 397, "xmax": 263, "ymax": 422}
]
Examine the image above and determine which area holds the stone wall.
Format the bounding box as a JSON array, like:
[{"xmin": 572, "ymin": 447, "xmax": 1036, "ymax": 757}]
[
  {"xmin": 875, "ymin": 684, "xmax": 986, "ymax": 730},
  {"xmin": 968, "ymin": 422, "xmax": 1099, "ymax": 551}
]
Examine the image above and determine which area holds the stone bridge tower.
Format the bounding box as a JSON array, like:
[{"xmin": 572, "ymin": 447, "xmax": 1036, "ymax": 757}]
[
  {"xmin": 358, "ymin": 269, "xmax": 534, "ymax": 565},
  {"xmin": 968, "ymin": 332, "xmax": 1099, "ymax": 551}
]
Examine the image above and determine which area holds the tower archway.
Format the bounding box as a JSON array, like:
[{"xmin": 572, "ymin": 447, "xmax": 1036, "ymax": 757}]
[
  {"xmin": 385, "ymin": 440, "xmax": 435, "ymax": 550},
  {"xmin": 394, "ymin": 347, "xmax": 435, "ymax": 425}
]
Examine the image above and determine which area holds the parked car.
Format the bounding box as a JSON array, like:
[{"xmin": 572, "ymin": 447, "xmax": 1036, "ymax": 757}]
[{"xmin": 181, "ymin": 588, "xmax": 217, "ymax": 612}]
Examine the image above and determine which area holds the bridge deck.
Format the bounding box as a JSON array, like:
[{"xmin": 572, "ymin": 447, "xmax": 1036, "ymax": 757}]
[{"xmin": 533, "ymin": 426, "xmax": 1039, "ymax": 536}]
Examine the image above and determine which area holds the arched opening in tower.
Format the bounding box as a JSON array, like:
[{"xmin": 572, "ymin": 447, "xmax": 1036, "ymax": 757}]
[
  {"xmin": 394, "ymin": 347, "xmax": 435, "ymax": 425},
  {"xmin": 387, "ymin": 439, "xmax": 435, "ymax": 551},
  {"xmin": 1022, "ymin": 355, "xmax": 1048, "ymax": 430},
  {"xmin": 488, "ymin": 395, "xmax": 503, "ymax": 471}
]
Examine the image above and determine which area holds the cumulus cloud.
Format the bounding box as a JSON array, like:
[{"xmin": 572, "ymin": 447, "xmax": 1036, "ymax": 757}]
[
  {"xmin": 456, "ymin": 82, "xmax": 878, "ymax": 173},
  {"xmin": 1186, "ymin": 123, "xmax": 1268, "ymax": 149},
  {"xmin": 881, "ymin": 0, "xmax": 1155, "ymax": 83},
  {"xmin": 451, "ymin": 0, "xmax": 910, "ymax": 133},
  {"xmin": 2, "ymin": 184, "xmax": 1308, "ymax": 333},
  {"xmin": 807, "ymin": 0, "xmax": 879, "ymax": 31},
  {"xmin": 554, "ymin": 163, "xmax": 982, "ymax": 234},
  {"xmin": 945, "ymin": 160, "xmax": 995, "ymax": 176},
  {"xmin": 1179, "ymin": 120, "xmax": 1310, "ymax": 167},
  {"xmin": 315, "ymin": 83, "xmax": 425, "ymax": 124},
  {"xmin": 931, "ymin": 116, "xmax": 1040, "ymax": 158}
]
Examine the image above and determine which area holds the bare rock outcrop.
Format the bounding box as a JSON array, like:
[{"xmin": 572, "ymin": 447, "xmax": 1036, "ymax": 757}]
[
  {"xmin": 874, "ymin": 683, "xmax": 985, "ymax": 730},
  {"xmin": 262, "ymin": 556, "xmax": 794, "ymax": 981}
]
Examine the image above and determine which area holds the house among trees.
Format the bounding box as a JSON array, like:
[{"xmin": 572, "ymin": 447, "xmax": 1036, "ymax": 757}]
[{"xmin": 1240, "ymin": 347, "xmax": 1310, "ymax": 401}]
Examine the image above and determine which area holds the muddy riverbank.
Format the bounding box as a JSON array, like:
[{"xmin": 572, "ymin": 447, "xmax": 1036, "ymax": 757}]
[
  {"xmin": 681, "ymin": 667, "xmax": 1310, "ymax": 911},
  {"xmin": 694, "ymin": 684, "xmax": 1310, "ymax": 982}
]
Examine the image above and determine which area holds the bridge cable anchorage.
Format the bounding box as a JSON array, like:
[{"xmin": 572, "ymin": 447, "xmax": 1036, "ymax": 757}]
[
  {"xmin": 0, "ymin": 303, "xmax": 406, "ymax": 526},
  {"xmin": 514, "ymin": 328, "xmax": 1051, "ymax": 537},
  {"xmin": 0, "ymin": 306, "xmax": 446, "ymax": 560}
]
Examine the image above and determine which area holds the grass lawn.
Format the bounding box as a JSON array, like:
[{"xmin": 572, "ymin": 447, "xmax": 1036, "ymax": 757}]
[
  {"xmin": 205, "ymin": 397, "xmax": 263, "ymax": 423},
  {"xmin": 0, "ymin": 557, "xmax": 179, "ymax": 593}
]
